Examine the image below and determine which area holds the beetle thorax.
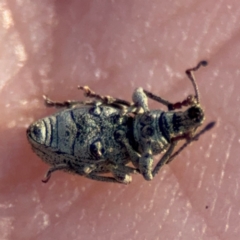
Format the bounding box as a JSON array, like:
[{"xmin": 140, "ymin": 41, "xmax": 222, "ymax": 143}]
[{"xmin": 133, "ymin": 110, "xmax": 170, "ymax": 154}]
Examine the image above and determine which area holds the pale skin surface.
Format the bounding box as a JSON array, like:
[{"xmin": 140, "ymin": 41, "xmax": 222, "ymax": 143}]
[{"xmin": 1, "ymin": 1, "xmax": 240, "ymax": 239}]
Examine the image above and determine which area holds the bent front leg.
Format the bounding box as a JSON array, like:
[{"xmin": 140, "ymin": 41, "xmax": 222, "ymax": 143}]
[{"xmin": 118, "ymin": 131, "xmax": 154, "ymax": 181}]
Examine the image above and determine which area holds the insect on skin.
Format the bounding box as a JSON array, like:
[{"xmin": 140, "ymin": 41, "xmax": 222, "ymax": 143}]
[{"xmin": 27, "ymin": 60, "xmax": 215, "ymax": 184}]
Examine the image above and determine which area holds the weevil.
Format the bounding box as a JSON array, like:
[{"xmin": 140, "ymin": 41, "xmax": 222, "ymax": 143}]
[{"xmin": 27, "ymin": 61, "xmax": 215, "ymax": 184}]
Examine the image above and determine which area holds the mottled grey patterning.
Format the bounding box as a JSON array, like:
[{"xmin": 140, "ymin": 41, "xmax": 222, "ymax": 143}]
[{"xmin": 27, "ymin": 61, "xmax": 215, "ymax": 184}]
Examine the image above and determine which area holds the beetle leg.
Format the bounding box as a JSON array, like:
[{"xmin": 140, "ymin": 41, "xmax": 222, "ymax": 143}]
[
  {"xmin": 42, "ymin": 163, "xmax": 70, "ymax": 183},
  {"xmin": 115, "ymin": 131, "xmax": 154, "ymax": 181},
  {"xmin": 42, "ymin": 163, "xmax": 134, "ymax": 184},
  {"xmin": 43, "ymin": 95, "xmax": 97, "ymax": 109},
  {"xmin": 79, "ymin": 86, "xmax": 132, "ymax": 108},
  {"xmin": 125, "ymin": 139, "xmax": 155, "ymax": 181},
  {"xmin": 75, "ymin": 160, "xmax": 136, "ymax": 184},
  {"xmin": 85, "ymin": 174, "xmax": 128, "ymax": 184},
  {"xmin": 116, "ymin": 128, "xmax": 155, "ymax": 181},
  {"xmin": 116, "ymin": 165, "xmax": 138, "ymax": 174},
  {"xmin": 42, "ymin": 162, "xmax": 99, "ymax": 183},
  {"xmin": 137, "ymin": 141, "xmax": 154, "ymax": 181},
  {"xmin": 120, "ymin": 138, "xmax": 155, "ymax": 181},
  {"xmin": 130, "ymin": 87, "xmax": 149, "ymax": 114},
  {"xmin": 105, "ymin": 163, "xmax": 138, "ymax": 184},
  {"xmin": 152, "ymin": 142, "xmax": 177, "ymax": 177},
  {"xmin": 107, "ymin": 165, "xmax": 132, "ymax": 184},
  {"xmin": 114, "ymin": 129, "xmax": 141, "ymax": 168}
]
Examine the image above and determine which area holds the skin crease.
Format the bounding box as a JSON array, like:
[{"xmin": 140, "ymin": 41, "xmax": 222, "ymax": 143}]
[{"xmin": 1, "ymin": 0, "xmax": 240, "ymax": 239}]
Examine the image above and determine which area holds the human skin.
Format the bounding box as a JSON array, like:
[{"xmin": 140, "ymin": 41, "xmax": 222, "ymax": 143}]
[{"xmin": 1, "ymin": 1, "xmax": 240, "ymax": 239}]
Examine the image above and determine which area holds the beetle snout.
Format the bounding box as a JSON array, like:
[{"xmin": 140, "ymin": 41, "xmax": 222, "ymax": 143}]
[{"xmin": 187, "ymin": 105, "xmax": 205, "ymax": 124}]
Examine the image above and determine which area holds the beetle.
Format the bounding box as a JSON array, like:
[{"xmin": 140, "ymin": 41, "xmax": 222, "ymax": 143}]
[{"xmin": 27, "ymin": 60, "xmax": 215, "ymax": 184}]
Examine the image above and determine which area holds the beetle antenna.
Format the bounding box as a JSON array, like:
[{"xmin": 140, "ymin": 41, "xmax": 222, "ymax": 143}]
[{"xmin": 185, "ymin": 60, "xmax": 208, "ymax": 103}]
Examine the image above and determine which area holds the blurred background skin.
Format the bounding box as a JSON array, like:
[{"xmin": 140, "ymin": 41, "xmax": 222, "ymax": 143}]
[{"xmin": 1, "ymin": 0, "xmax": 240, "ymax": 239}]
